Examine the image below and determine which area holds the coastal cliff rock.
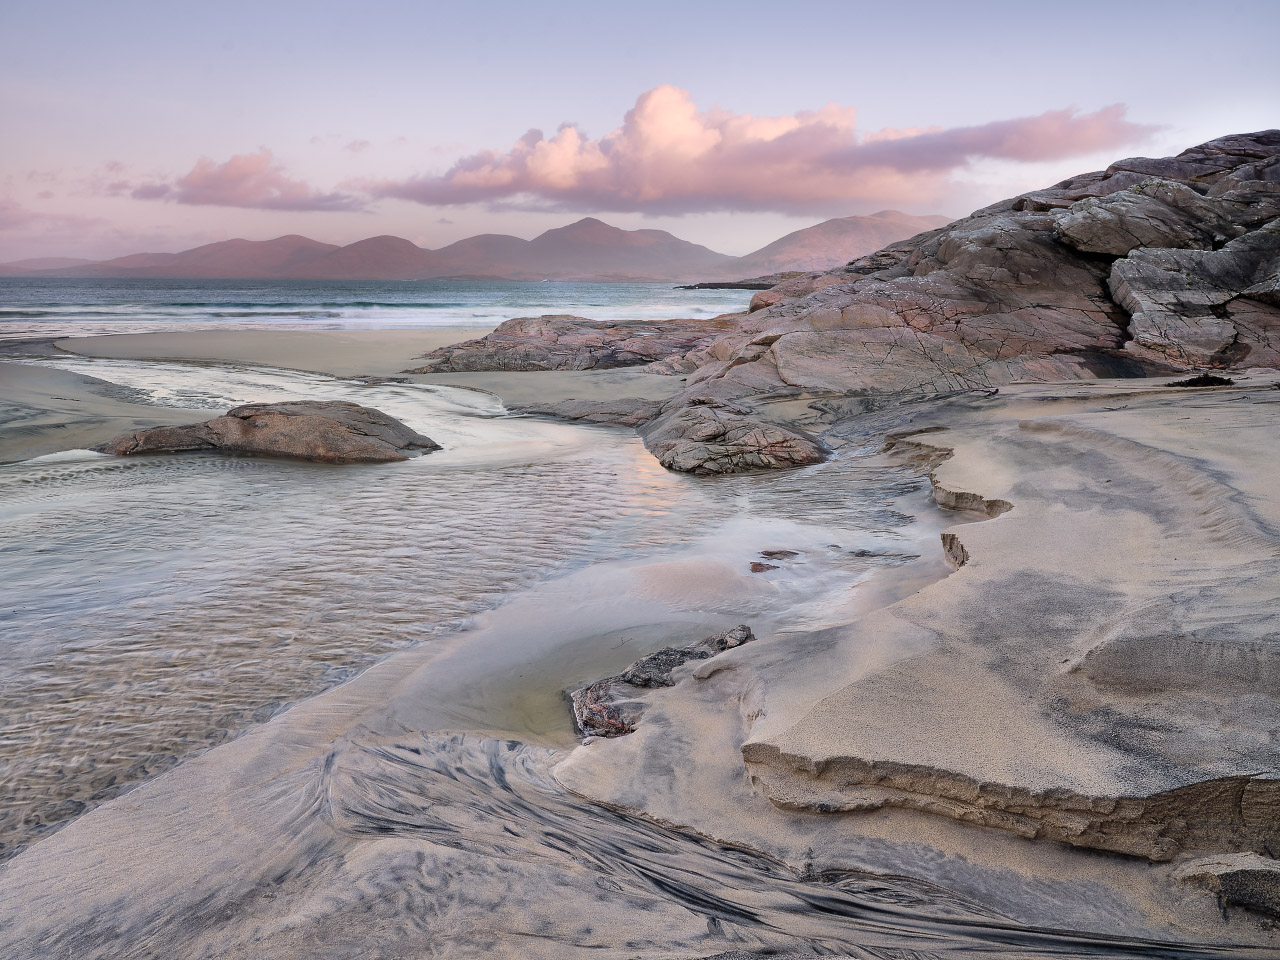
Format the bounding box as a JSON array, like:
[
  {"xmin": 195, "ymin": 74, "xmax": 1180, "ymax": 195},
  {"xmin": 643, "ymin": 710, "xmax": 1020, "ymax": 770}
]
[
  {"xmin": 96, "ymin": 400, "xmax": 441, "ymax": 463},
  {"xmin": 747, "ymin": 272, "xmax": 849, "ymax": 312},
  {"xmin": 407, "ymin": 133, "xmax": 1279, "ymax": 480},
  {"xmin": 406, "ymin": 314, "xmax": 734, "ymax": 372}
]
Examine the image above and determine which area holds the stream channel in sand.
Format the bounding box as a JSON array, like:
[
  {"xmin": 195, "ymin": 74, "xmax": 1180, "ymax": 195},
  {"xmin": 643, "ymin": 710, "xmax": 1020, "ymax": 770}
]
[{"xmin": 0, "ymin": 353, "xmax": 1269, "ymax": 958}]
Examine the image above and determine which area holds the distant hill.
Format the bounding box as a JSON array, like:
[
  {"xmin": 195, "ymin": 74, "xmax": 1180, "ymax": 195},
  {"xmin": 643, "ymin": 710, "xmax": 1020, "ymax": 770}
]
[
  {"xmin": 295, "ymin": 236, "xmax": 436, "ymax": 281},
  {"xmin": 0, "ymin": 256, "xmax": 97, "ymax": 275},
  {"xmin": 56, "ymin": 235, "xmax": 341, "ymax": 279},
  {"xmin": 732, "ymin": 211, "xmax": 954, "ymax": 275},
  {"xmin": 6, "ymin": 213, "xmax": 952, "ymax": 282}
]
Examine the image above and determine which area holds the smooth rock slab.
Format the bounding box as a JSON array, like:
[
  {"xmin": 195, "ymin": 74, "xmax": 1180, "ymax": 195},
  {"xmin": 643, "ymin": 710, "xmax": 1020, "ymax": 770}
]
[{"xmin": 96, "ymin": 400, "xmax": 441, "ymax": 463}]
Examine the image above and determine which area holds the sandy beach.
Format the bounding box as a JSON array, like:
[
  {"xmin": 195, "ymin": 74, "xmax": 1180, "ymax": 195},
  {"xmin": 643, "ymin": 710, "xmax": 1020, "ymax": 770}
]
[
  {"xmin": 0, "ymin": 327, "xmax": 686, "ymax": 464},
  {"xmin": 1, "ymin": 321, "xmax": 1277, "ymax": 956},
  {"xmin": 6, "ymin": 4, "xmax": 1277, "ymax": 955}
]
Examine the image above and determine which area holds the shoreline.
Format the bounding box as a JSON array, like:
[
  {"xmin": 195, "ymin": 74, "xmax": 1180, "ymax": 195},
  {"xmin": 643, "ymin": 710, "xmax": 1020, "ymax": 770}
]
[
  {"xmin": 0, "ymin": 327, "xmax": 1277, "ymax": 953},
  {"xmin": 0, "ymin": 328, "xmax": 687, "ymax": 463}
]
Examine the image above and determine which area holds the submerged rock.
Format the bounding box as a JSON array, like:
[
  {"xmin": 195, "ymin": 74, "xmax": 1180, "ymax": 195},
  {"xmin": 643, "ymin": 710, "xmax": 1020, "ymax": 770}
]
[
  {"xmin": 96, "ymin": 400, "xmax": 441, "ymax": 464},
  {"xmin": 569, "ymin": 625, "xmax": 755, "ymax": 738}
]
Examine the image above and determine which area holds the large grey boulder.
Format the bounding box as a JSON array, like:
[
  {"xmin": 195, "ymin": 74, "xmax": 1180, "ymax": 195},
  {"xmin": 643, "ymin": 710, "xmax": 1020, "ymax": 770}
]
[
  {"xmin": 638, "ymin": 400, "xmax": 827, "ymax": 475},
  {"xmin": 96, "ymin": 400, "xmax": 441, "ymax": 463}
]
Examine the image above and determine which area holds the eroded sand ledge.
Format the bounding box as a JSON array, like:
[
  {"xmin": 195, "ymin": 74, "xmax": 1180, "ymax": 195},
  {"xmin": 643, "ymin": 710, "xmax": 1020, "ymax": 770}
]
[{"xmin": 556, "ymin": 373, "xmax": 1280, "ymax": 930}]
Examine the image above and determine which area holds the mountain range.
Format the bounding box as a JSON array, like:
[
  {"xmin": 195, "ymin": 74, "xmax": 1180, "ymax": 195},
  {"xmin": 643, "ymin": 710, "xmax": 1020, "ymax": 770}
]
[{"xmin": 0, "ymin": 211, "xmax": 952, "ymax": 282}]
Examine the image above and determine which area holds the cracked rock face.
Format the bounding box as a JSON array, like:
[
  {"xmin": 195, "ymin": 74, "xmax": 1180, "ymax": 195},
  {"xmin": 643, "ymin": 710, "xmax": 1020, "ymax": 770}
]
[
  {"xmin": 96, "ymin": 400, "xmax": 441, "ymax": 463},
  {"xmin": 1108, "ymin": 220, "xmax": 1280, "ymax": 367},
  {"xmin": 638, "ymin": 401, "xmax": 827, "ymax": 475}
]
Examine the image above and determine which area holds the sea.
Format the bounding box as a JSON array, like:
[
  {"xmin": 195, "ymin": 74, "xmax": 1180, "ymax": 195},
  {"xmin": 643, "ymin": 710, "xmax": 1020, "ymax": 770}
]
[{"xmin": 0, "ymin": 276, "xmax": 753, "ymax": 339}]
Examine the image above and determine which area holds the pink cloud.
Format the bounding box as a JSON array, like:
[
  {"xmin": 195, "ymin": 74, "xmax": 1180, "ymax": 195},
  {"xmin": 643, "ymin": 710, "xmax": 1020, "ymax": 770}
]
[
  {"xmin": 135, "ymin": 149, "xmax": 364, "ymax": 212},
  {"xmin": 370, "ymin": 86, "xmax": 1159, "ymax": 215}
]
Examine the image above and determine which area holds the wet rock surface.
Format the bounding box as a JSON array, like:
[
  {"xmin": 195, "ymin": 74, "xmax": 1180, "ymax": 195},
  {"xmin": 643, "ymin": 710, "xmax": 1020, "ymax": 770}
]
[
  {"xmin": 569, "ymin": 625, "xmax": 755, "ymax": 738},
  {"xmin": 405, "ymin": 313, "xmax": 735, "ymax": 372},
  {"xmin": 512, "ymin": 396, "xmax": 663, "ymax": 427},
  {"xmin": 96, "ymin": 400, "xmax": 441, "ymax": 463}
]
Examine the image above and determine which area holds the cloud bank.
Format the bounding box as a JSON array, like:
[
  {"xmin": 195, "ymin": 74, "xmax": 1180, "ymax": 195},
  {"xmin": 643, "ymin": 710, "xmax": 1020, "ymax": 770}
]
[
  {"xmin": 133, "ymin": 149, "xmax": 364, "ymax": 212},
  {"xmin": 371, "ymin": 85, "xmax": 1159, "ymax": 215}
]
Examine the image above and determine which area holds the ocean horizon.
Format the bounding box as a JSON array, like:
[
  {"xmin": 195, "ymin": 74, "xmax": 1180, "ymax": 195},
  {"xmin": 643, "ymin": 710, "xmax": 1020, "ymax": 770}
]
[{"xmin": 0, "ymin": 277, "xmax": 753, "ymax": 340}]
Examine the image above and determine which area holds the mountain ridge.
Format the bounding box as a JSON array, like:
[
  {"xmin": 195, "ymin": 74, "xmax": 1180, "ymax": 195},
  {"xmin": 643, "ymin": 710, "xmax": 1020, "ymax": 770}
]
[{"xmin": 0, "ymin": 213, "xmax": 954, "ymax": 282}]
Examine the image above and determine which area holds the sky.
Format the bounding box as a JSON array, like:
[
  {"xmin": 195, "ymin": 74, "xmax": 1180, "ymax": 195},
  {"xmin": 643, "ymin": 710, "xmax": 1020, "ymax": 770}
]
[{"xmin": 2, "ymin": 0, "xmax": 1277, "ymax": 262}]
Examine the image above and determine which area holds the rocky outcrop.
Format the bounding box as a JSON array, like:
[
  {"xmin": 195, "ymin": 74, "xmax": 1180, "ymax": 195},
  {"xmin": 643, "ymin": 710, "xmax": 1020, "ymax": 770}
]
[
  {"xmin": 569, "ymin": 626, "xmax": 755, "ymax": 738},
  {"xmin": 1108, "ymin": 221, "xmax": 1280, "ymax": 367},
  {"xmin": 747, "ymin": 272, "xmax": 849, "ymax": 312},
  {"xmin": 96, "ymin": 401, "xmax": 440, "ymax": 463},
  {"xmin": 410, "ymin": 133, "xmax": 1280, "ymax": 478},
  {"xmin": 638, "ymin": 400, "xmax": 827, "ymax": 475},
  {"xmin": 621, "ymin": 131, "xmax": 1280, "ymax": 473},
  {"xmin": 406, "ymin": 314, "xmax": 735, "ymax": 372}
]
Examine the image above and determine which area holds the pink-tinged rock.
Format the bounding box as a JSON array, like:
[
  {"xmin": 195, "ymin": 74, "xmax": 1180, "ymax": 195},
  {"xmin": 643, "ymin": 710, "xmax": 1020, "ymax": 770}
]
[{"xmin": 96, "ymin": 401, "xmax": 441, "ymax": 464}]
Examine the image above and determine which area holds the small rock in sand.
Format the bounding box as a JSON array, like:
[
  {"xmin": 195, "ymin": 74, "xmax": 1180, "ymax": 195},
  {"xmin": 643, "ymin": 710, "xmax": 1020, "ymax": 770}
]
[{"xmin": 569, "ymin": 626, "xmax": 756, "ymax": 738}]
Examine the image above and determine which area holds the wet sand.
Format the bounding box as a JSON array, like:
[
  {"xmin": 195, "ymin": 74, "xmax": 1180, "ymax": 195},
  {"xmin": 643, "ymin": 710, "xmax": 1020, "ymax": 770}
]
[
  {"xmin": 54, "ymin": 327, "xmax": 688, "ymax": 404},
  {"xmin": 0, "ymin": 360, "xmax": 206, "ymax": 463},
  {"xmin": 1, "ymin": 332, "xmax": 1276, "ymax": 956},
  {"xmin": 53, "ymin": 328, "xmax": 492, "ymax": 377},
  {"xmin": 1, "ymin": 328, "xmax": 684, "ymax": 463}
]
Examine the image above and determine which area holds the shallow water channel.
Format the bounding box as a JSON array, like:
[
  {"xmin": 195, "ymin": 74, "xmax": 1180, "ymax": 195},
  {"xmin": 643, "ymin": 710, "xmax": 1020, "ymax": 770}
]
[{"xmin": 0, "ymin": 356, "xmax": 1265, "ymax": 958}]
